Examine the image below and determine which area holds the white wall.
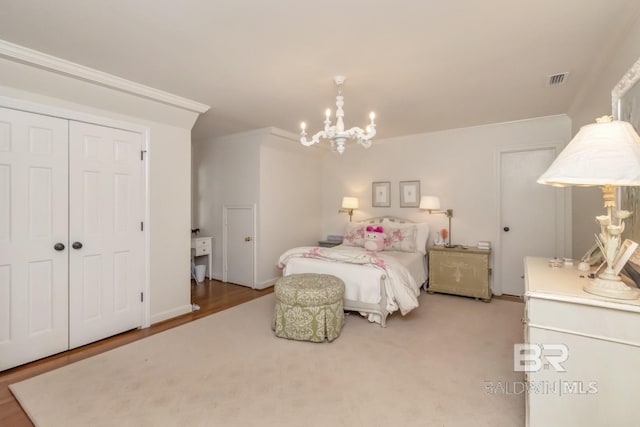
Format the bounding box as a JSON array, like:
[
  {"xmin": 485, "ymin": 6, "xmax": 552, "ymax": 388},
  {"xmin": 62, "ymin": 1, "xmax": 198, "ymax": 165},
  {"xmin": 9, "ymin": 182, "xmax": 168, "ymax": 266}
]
[
  {"xmin": 192, "ymin": 130, "xmax": 261, "ymax": 280},
  {"xmin": 568, "ymin": 13, "xmax": 640, "ymax": 257},
  {"xmin": 192, "ymin": 128, "xmax": 322, "ymax": 287},
  {"xmin": 0, "ymin": 56, "xmax": 199, "ymax": 325},
  {"xmin": 259, "ymin": 130, "xmax": 322, "ymax": 286},
  {"xmin": 319, "ymin": 114, "xmax": 572, "ymax": 251}
]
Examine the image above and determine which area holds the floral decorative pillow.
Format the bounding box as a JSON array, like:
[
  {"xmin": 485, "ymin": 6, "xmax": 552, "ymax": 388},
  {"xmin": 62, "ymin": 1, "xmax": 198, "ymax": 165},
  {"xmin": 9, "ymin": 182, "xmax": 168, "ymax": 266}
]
[
  {"xmin": 383, "ymin": 224, "xmax": 417, "ymax": 252},
  {"xmin": 343, "ymin": 223, "xmax": 365, "ymax": 247},
  {"xmin": 382, "ymin": 219, "xmax": 428, "ymax": 254}
]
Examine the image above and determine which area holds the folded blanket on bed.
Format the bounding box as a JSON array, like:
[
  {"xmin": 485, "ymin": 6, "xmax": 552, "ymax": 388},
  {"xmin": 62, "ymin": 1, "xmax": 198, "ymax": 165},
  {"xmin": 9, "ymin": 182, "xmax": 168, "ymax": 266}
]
[{"xmin": 278, "ymin": 246, "xmax": 420, "ymax": 316}]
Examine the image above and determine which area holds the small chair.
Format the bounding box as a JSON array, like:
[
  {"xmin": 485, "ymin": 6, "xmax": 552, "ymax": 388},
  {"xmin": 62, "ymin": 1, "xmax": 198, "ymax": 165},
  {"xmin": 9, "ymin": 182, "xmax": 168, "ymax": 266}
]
[{"xmin": 272, "ymin": 273, "xmax": 345, "ymax": 342}]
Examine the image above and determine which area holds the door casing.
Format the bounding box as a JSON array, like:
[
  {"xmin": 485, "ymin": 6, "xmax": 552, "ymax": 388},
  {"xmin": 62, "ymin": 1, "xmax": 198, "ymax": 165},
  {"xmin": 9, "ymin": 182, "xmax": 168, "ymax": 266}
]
[
  {"xmin": 222, "ymin": 204, "xmax": 256, "ymax": 288},
  {"xmin": 1, "ymin": 96, "xmax": 151, "ymax": 327},
  {"xmin": 495, "ymin": 142, "xmax": 571, "ymax": 296}
]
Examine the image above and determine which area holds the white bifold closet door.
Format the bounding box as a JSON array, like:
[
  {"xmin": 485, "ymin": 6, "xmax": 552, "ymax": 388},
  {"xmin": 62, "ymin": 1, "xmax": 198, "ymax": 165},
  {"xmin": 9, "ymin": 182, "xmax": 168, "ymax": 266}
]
[
  {"xmin": 0, "ymin": 108, "xmax": 143, "ymax": 371},
  {"xmin": 0, "ymin": 108, "xmax": 70, "ymax": 371}
]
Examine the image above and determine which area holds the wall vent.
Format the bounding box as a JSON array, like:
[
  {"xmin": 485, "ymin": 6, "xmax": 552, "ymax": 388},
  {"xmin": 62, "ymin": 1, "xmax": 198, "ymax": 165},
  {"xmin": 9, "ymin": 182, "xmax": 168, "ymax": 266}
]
[{"xmin": 547, "ymin": 72, "xmax": 569, "ymax": 86}]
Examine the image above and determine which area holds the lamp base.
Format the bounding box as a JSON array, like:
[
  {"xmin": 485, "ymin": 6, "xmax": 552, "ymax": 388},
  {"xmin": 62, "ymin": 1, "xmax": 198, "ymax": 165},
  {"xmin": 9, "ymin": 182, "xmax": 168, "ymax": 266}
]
[{"xmin": 583, "ymin": 277, "xmax": 639, "ymax": 300}]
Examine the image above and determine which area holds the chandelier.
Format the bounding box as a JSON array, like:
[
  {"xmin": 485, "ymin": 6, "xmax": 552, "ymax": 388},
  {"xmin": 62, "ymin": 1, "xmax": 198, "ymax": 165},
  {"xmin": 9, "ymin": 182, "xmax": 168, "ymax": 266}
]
[{"xmin": 300, "ymin": 76, "xmax": 376, "ymax": 154}]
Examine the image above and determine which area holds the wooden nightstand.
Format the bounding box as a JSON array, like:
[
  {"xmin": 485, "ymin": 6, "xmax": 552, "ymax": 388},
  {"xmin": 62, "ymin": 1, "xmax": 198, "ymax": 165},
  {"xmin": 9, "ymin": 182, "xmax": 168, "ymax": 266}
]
[
  {"xmin": 318, "ymin": 240, "xmax": 342, "ymax": 248},
  {"xmin": 428, "ymin": 246, "xmax": 491, "ymax": 301}
]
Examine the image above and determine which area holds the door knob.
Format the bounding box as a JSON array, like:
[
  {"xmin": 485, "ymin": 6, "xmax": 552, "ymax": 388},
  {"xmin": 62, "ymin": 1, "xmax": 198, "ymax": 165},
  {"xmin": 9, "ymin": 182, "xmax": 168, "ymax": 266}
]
[
  {"xmin": 245, "ymin": 237, "xmax": 252, "ymax": 242},
  {"xmin": 72, "ymin": 241, "xmax": 83, "ymax": 249},
  {"xmin": 54, "ymin": 243, "xmax": 65, "ymax": 251},
  {"xmin": 503, "ymin": 227, "xmax": 510, "ymax": 232}
]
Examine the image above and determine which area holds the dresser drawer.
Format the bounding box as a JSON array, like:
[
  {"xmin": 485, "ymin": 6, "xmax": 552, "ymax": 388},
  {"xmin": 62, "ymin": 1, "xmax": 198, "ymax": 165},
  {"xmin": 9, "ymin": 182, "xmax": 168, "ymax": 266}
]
[
  {"xmin": 527, "ymin": 297, "xmax": 640, "ymax": 346},
  {"xmin": 192, "ymin": 237, "xmax": 211, "ymax": 256}
]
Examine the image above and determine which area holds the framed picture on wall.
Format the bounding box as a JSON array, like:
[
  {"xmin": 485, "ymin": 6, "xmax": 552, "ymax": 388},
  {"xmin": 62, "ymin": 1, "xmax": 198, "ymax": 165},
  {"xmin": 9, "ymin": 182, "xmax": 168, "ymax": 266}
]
[
  {"xmin": 372, "ymin": 181, "xmax": 391, "ymax": 207},
  {"xmin": 399, "ymin": 180, "xmax": 420, "ymax": 207}
]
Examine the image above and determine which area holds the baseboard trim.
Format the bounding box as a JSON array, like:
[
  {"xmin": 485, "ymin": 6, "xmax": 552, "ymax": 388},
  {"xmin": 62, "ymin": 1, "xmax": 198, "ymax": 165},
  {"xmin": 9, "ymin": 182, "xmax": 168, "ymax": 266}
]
[
  {"xmin": 151, "ymin": 304, "xmax": 192, "ymax": 325},
  {"xmin": 254, "ymin": 277, "xmax": 279, "ymax": 290}
]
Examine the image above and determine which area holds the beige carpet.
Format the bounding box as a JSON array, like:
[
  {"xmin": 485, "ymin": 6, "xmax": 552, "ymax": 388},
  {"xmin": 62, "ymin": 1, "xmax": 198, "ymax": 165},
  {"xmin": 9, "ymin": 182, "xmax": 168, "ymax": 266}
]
[{"xmin": 10, "ymin": 293, "xmax": 525, "ymax": 427}]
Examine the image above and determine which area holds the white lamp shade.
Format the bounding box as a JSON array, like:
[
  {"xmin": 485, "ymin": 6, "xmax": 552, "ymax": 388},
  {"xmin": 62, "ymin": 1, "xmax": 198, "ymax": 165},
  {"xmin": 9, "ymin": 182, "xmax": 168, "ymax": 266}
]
[
  {"xmin": 538, "ymin": 120, "xmax": 640, "ymax": 187},
  {"xmin": 341, "ymin": 197, "xmax": 359, "ymax": 209},
  {"xmin": 419, "ymin": 196, "xmax": 441, "ymax": 210}
]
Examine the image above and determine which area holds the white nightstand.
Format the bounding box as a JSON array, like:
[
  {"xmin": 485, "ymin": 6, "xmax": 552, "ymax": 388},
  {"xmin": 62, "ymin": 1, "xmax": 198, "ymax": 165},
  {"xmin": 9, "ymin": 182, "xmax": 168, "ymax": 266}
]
[{"xmin": 191, "ymin": 236, "xmax": 213, "ymax": 279}]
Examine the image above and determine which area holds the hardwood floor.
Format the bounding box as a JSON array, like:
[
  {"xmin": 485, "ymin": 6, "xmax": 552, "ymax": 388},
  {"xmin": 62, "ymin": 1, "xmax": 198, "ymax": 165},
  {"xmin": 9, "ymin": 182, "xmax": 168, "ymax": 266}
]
[{"xmin": 0, "ymin": 279, "xmax": 273, "ymax": 427}]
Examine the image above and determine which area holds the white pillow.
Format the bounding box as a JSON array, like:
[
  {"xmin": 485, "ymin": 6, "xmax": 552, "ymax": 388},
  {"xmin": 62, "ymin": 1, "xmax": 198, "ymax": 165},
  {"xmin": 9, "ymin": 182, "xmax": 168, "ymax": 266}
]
[{"xmin": 382, "ymin": 219, "xmax": 429, "ymax": 254}]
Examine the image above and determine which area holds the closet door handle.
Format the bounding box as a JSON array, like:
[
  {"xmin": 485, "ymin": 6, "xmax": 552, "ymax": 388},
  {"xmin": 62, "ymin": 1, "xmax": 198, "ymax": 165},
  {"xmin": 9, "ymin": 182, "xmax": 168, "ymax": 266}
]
[
  {"xmin": 54, "ymin": 243, "xmax": 65, "ymax": 251},
  {"xmin": 72, "ymin": 241, "xmax": 83, "ymax": 250}
]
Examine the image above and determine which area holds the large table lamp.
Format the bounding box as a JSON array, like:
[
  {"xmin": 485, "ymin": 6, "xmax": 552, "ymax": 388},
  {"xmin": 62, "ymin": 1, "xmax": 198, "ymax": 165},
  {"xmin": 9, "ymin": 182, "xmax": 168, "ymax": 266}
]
[{"xmin": 537, "ymin": 116, "xmax": 640, "ymax": 300}]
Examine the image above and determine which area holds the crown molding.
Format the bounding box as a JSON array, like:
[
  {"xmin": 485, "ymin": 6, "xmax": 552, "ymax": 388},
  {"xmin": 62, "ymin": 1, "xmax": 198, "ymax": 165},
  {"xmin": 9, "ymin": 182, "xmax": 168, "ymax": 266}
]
[{"xmin": 0, "ymin": 39, "xmax": 210, "ymax": 114}]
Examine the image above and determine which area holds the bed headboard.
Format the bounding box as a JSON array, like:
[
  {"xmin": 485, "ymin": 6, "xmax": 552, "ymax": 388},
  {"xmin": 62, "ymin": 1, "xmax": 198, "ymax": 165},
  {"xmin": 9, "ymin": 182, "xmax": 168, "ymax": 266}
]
[{"xmin": 358, "ymin": 216, "xmax": 415, "ymax": 224}]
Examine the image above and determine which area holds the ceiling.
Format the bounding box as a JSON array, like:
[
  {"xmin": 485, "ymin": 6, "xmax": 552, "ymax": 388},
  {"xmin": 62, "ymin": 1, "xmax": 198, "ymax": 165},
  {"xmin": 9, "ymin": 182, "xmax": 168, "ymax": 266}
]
[{"xmin": 1, "ymin": 0, "xmax": 639, "ymax": 142}]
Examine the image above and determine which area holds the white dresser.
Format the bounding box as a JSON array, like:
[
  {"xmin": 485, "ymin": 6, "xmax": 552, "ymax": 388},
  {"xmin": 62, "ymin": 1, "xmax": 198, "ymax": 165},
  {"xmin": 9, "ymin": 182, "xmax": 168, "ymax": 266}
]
[
  {"xmin": 523, "ymin": 256, "xmax": 640, "ymax": 427},
  {"xmin": 191, "ymin": 236, "xmax": 213, "ymax": 279}
]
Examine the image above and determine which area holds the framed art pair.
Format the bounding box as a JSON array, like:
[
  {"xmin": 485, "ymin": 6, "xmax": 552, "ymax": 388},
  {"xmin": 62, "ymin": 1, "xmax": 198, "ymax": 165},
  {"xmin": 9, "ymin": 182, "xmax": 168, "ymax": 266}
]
[{"xmin": 372, "ymin": 180, "xmax": 420, "ymax": 208}]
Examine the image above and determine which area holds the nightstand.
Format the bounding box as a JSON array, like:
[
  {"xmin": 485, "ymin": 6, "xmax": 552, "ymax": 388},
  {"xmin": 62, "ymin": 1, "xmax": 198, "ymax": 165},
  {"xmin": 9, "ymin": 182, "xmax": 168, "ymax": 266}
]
[
  {"xmin": 318, "ymin": 240, "xmax": 342, "ymax": 248},
  {"xmin": 428, "ymin": 246, "xmax": 491, "ymax": 301},
  {"xmin": 191, "ymin": 236, "xmax": 213, "ymax": 279}
]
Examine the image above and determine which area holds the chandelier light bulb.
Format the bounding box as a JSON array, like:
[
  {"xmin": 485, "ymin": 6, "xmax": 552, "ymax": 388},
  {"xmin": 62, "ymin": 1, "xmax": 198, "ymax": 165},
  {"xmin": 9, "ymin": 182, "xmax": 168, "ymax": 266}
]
[
  {"xmin": 300, "ymin": 122, "xmax": 306, "ymax": 131},
  {"xmin": 325, "ymin": 108, "xmax": 331, "ymax": 118},
  {"xmin": 369, "ymin": 112, "xmax": 375, "ymax": 122}
]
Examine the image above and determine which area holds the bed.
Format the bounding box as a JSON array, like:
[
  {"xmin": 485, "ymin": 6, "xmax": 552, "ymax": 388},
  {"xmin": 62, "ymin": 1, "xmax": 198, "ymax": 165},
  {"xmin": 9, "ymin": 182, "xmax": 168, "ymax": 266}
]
[{"xmin": 277, "ymin": 217, "xmax": 429, "ymax": 327}]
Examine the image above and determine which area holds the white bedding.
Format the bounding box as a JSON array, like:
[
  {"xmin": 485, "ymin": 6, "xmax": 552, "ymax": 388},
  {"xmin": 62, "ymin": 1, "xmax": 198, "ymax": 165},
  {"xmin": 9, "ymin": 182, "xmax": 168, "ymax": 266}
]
[{"xmin": 278, "ymin": 245, "xmax": 427, "ymax": 318}]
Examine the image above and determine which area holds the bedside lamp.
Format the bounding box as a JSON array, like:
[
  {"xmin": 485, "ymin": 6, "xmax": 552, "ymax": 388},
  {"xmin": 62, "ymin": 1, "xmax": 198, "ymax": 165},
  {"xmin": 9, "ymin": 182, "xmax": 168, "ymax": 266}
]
[
  {"xmin": 538, "ymin": 116, "xmax": 640, "ymax": 300},
  {"xmin": 339, "ymin": 196, "xmax": 358, "ymax": 222},
  {"xmin": 420, "ymin": 195, "xmax": 453, "ymax": 247}
]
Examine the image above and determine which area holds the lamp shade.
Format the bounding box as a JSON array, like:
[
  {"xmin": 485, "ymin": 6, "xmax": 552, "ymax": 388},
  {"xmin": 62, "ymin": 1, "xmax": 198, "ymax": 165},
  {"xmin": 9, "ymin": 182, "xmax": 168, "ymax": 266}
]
[
  {"xmin": 419, "ymin": 196, "xmax": 441, "ymax": 210},
  {"xmin": 341, "ymin": 197, "xmax": 359, "ymax": 209},
  {"xmin": 537, "ymin": 119, "xmax": 640, "ymax": 187}
]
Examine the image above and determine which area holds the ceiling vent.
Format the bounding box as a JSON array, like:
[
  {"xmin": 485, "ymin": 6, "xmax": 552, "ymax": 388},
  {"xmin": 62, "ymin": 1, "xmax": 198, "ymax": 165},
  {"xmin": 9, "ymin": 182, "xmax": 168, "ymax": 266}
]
[{"xmin": 547, "ymin": 72, "xmax": 569, "ymax": 86}]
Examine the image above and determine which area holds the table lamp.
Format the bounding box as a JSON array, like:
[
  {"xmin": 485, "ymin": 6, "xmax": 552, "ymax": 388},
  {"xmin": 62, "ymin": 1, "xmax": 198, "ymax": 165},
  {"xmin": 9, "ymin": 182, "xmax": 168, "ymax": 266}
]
[{"xmin": 537, "ymin": 116, "xmax": 640, "ymax": 299}]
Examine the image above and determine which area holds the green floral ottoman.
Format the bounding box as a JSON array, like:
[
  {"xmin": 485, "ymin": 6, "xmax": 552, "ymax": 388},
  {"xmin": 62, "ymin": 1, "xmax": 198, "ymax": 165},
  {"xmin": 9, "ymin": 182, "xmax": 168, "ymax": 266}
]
[{"xmin": 272, "ymin": 273, "xmax": 345, "ymax": 342}]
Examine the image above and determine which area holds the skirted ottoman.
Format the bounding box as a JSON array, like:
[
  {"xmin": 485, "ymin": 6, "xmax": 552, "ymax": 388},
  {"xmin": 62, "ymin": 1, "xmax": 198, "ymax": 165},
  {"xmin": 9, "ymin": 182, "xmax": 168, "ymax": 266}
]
[{"xmin": 272, "ymin": 273, "xmax": 345, "ymax": 342}]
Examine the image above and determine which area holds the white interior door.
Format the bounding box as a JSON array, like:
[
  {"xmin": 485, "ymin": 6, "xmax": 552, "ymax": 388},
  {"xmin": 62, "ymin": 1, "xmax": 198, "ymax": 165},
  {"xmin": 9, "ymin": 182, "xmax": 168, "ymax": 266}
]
[
  {"xmin": 0, "ymin": 108, "xmax": 69, "ymax": 370},
  {"xmin": 68, "ymin": 121, "xmax": 143, "ymax": 349},
  {"xmin": 499, "ymin": 147, "xmax": 565, "ymax": 296},
  {"xmin": 224, "ymin": 205, "xmax": 255, "ymax": 287}
]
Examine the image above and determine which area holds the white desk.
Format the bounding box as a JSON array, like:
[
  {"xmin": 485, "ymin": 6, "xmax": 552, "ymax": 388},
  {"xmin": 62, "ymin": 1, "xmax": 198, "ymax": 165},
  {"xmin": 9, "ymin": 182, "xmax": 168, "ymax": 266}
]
[{"xmin": 191, "ymin": 236, "xmax": 213, "ymax": 279}]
